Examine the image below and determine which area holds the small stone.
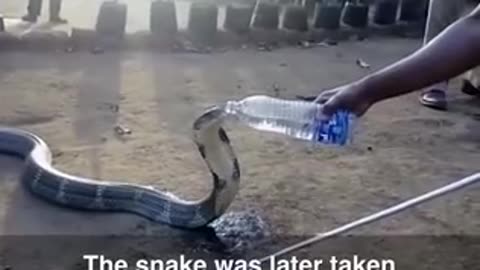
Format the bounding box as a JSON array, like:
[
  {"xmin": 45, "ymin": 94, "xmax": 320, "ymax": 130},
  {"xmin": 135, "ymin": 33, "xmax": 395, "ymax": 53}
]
[
  {"xmin": 183, "ymin": 43, "xmax": 199, "ymax": 53},
  {"xmin": 114, "ymin": 125, "xmax": 131, "ymax": 136},
  {"xmin": 367, "ymin": 146, "xmax": 373, "ymax": 151},
  {"xmin": 203, "ymin": 46, "xmax": 212, "ymax": 53},
  {"xmin": 356, "ymin": 58, "xmax": 370, "ymax": 69},
  {"xmin": 357, "ymin": 35, "xmax": 367, "ymax": 41},
  {"xmin": 91, "ymin": 46, "xmax": 104, "ymax": 54},
  {"xmin": 279, "ymin": 63, "xmax": 287, "ymax": 67},
  {"xmin": 316, "ymin": 42, "xmax": 329, "ymax": 47},
  {"xmin": 326, "ymin": 39, "xmax": 338, "ymax": 46},
  {"xmin": 110, "ymin": 104, "xmax": 119, "ymax": 112},
  {"xmin": 257, "ymin": 42, "xmax": 273, "ymax": 52},
  {"xmin": 272, "ymin": 83, "xmax": 283, "ymax": 97},
  {"xmin": 298, "ymin": 40, "xmax": 312, "ymax": 49}
]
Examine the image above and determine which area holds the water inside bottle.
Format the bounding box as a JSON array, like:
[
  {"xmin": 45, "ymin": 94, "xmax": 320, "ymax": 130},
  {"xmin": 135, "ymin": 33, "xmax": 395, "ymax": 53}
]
[
  {"xmin": 223, "ymin": 96, "xmax": 354, "ymax": 145},
  {"xmin": 240, "ymin": 117, "xmax": 316, "ymax": 141}
]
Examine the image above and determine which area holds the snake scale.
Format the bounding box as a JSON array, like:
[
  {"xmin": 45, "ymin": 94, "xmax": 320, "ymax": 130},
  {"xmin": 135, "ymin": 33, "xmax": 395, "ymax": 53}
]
[{"xmin": 0, "ymin": 106, "xmax": 241, "ymax": 229}]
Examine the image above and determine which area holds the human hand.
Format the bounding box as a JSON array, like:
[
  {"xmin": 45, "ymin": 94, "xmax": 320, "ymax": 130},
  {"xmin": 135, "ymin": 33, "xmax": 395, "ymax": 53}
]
[{"xmin": 314, "ymin": 82, "xmax": 375, "ymax": 117}]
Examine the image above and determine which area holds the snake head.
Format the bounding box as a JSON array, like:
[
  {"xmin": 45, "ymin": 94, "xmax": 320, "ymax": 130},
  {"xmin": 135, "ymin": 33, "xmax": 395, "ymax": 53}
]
[{"xmin": 193, "ymin": 105, "xmax": 226, "ymax": 131}]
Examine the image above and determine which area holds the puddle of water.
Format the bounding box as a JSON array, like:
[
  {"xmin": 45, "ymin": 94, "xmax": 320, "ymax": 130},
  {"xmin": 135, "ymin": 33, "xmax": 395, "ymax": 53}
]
[{"xmin": 210, "ymin": 209, "xmax": 271, "ymax": 253}]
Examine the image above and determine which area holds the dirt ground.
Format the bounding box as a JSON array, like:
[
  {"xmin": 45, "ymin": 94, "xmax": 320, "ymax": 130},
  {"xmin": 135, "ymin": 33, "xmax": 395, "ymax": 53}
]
[
  {"xmin": 1, "ymin": 34, "xmax": 480, "ymax": 270},
  {"xmin": 1, "ymin": 36, "xmax": 479, "ymax": 238}
]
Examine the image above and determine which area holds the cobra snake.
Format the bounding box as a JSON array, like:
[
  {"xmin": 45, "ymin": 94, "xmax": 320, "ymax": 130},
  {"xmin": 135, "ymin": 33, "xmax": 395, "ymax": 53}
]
[{"xmin": 0, "ymin": 106, "xmax": 241, "ymax": 229}]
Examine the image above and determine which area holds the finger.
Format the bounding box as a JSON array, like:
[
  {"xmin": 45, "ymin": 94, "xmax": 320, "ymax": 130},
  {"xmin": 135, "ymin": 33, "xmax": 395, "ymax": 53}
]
[
  {"xmin": 313, "ymin": 90, "xmax": 336, "ymax": 103},
  {"xmin": 319, "ymin": 96, "xmax": 340, "ymax": 116},
  {"xmin": 314, "ymin": 95, "xmax": 329, "ymax": 104}
]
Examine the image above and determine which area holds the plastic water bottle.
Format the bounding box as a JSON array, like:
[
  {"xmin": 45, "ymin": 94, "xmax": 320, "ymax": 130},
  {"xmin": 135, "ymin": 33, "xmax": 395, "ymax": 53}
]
[{"xmin": 223, "ymin": 95, "xmax": 355, "ymax": 145}]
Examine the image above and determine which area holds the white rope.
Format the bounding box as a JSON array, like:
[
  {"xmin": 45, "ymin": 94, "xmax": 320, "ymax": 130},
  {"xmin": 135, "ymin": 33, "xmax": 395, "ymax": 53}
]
[{"xmin": 257, "ymin": 173, "xmax": 480, "ymax": 263}]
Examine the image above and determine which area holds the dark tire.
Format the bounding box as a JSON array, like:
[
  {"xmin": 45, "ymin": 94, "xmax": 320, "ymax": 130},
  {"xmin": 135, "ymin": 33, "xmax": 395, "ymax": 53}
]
[
  {"xmin": 224, "ymin": 5, "xmax": 254, "ymax": 34},
  {"xmin": 373, "ymin": 0, "xmax": 399, "ymax": 25},
  {"xmin": 282, "ymin": 5, "xmax": 308, "ymax": 32},
  {"xmin": 188, "ymin": 3, "xmax": 218, "ymax": 42},
  {"xmin": 150, "ymin": 0, "xmax": 177, "ymax": 37},
  {"xmin": 313, "ymin": 4, "xmax": 343, "ymax": 30},
  {"xmin": 342, "ymin": 2, "xmax": 370, "ymax": 28},
  {"xmin": 303, "ymin": 0, "xmax": 317, "ymax": 18},
  {"xmin": 251, "ymin": 2, "xmax": 280, "ymax": 30},
  {"xmin": 399, "ymin": 0, "xmax": 427, "ymax": 22},
  {"xmin": 95, "ymin": 1, "xmax": 127, "ymax": 39}
]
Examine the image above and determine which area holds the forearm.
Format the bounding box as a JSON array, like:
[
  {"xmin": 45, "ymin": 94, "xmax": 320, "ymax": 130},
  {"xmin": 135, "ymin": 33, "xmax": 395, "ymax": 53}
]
[{"xmin": 358, "ymin": 9, "xmax": 480, "ymax": 103}]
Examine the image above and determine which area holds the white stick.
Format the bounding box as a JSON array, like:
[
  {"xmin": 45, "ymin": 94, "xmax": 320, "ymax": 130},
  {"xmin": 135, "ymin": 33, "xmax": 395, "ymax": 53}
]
[{"xmin": 257, "ymin": 173, "xmax": 480, "ymax": 263}]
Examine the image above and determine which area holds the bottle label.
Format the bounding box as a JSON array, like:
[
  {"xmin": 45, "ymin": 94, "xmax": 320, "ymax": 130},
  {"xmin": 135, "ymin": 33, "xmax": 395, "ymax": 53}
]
[{"xmin": 313, "ymin": 111, "xmax": 350, "ymax": 145}]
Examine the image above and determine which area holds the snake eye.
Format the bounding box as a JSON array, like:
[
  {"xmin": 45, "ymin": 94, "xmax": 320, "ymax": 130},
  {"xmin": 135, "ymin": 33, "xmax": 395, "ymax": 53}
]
[{"xmin": 193, "ymin": 106, "xmax": 223, "ymax": 130}]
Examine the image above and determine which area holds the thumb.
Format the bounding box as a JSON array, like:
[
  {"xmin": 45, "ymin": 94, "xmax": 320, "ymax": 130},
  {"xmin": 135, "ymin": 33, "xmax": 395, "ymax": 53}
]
[{"xmin": 313, "ymin": 89, "xmax": 336, "ymax": 104}]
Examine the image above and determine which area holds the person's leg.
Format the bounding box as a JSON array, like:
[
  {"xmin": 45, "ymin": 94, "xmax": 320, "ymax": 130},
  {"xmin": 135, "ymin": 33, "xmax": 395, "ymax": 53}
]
[
  {"xmin": 49, "ymin": 0, "xmax": 67, "ymax": 23},
  {"xmin": 22, "ymin": 0, "xmax": 42, "ymax": 22},
  {"xmin": 419, "ymin": 0, "xmax": 466, "ymax": 110}
]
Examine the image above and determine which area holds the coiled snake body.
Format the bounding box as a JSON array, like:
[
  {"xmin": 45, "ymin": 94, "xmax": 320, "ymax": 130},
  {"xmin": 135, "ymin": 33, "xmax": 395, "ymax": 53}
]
[{"xmin": 0, "ymin": 107, "xmax": 240, "ymax": 229}]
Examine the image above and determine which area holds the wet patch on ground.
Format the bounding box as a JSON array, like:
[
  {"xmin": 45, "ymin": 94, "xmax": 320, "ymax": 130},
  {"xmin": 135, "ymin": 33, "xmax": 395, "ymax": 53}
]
[{"xmin": 210, "ymin": 209, "xmax": 272, "ymax": 253}]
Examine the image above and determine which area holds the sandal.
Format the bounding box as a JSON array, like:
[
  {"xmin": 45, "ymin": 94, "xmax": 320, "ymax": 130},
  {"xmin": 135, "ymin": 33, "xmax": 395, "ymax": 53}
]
[
  {"xmin": 461, "ymin": 80, "xmax": 480, "ymax": 96},
  {"xmin": 419, "ymin": 89, "xmax": 447, "ymax": 111}
]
